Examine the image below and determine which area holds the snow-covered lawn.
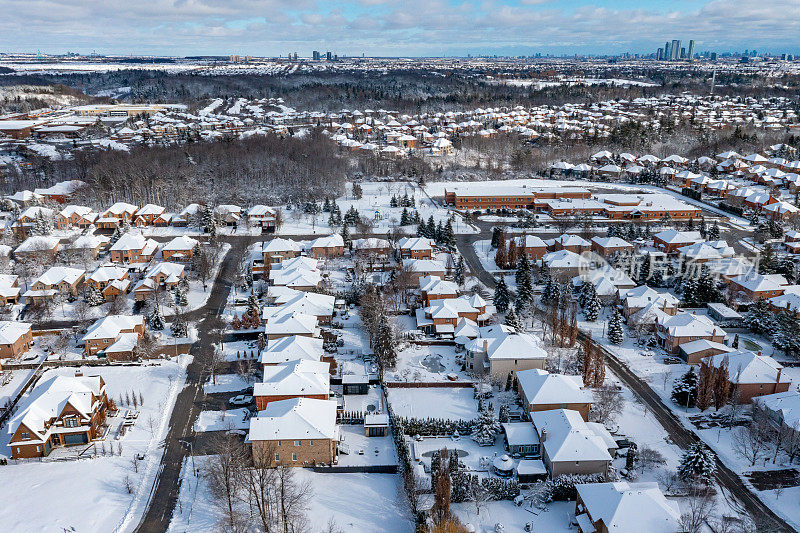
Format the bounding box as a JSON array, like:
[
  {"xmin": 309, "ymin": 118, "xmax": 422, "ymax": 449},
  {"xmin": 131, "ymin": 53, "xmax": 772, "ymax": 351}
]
[
  {"xmin": 452, "ymin": 500, "xmax": 575, "ymax": 533},
  {"xmin": 337, "ymin": 424, "xmax": 398, "ymax": 466},
  {"xmin": 387, "ymin": 344, "xmax": 470, "ymax": 383},
  {"xmin": 0, "ymin": 359, "xmax": 189, "ymax": 533},
  {"xmin": 168, "ymin": 456, "xmax": 413, "ymax": 533},
  {"xmin": 193, "ymin": 408, "xmax": 249, "ymax": 432},
  {"xmin": 387, "ymin": 387, "xmax": 478, "ymax": 421},
  {"xmin": 203, "ymin": 373, "xmax": 252, "ymax": 393}
]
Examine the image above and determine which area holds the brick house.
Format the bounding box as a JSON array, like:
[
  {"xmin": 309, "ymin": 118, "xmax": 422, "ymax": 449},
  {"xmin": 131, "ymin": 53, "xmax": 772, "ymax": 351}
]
[
  {"xmin": 514, "ymin": 235, "xmax": 548, "ymax": 260},
  {"xmin": 161, "ymin": 236, "xmax": 199, "ymax": 262},
  {"xmin": 655, "ymin": 313, "xmax": 726, "ymax": 354},
  {"xmin": 591, "ymin": 236, "xmax": 634, "ymax": 258},
  {"xmin": 109, "ymin": 233, "xmax": 159, "ymax": 264},
  {"xmin": 8, "ymin": 373, "xmax": 111, "ymax": 459},
  {"xmin": 306, "ymin": 234, "xmax": 345, "ymax": 258},
  {"xmin": 702, "ymin": 351, "xmax": 792, "ymax": 404},
  {"xmin": 56, "ymin": 205, "xmax": 97, "ymax": 230},
  {"xmin": 0, "ymin": 321, "xmax": 33, "ymax": 360},
  {"xmin": 516, "ymin": 369, "xmax": 593, "ymax": 421},
  {"xmin": 82, "ymin": 315, "xmax": 146, "ymax": 359},
  {"xmin": 397, "ymin": 237, "xmax": 434, "ymax": 259},
  {"xmin": 254, "ymin": 360, "xmax": 330, "ymax": 410},
  {"xmin": 248, "ymin": 398, "xmax": 339, "ymax": 466}
]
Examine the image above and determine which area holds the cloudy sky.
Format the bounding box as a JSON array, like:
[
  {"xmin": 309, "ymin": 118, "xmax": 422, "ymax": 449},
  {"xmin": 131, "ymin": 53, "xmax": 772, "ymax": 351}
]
[{"xmin": 1, "ymin": 0, "xmax": 798, "ymax": 57}]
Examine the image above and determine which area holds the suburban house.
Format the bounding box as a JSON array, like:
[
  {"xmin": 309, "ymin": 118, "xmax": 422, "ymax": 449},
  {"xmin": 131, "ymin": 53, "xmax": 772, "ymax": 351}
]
[
  {"xmin": 56, "ymin": 205, "xmax": 97, "ymax": 230},
  {"xmin": 13, "ymin": 206, "xmax": 54, "ymax": 237},
  {"xmin": 619, "ymin": 286, "xmax": 679, "ymax": 320},
  {"xmin": 0, "ymin": 321, "xmax": 33, "ymax": 360},
  {"xmin": 161, "ymin": 236, "xmax": 199, "ymax": 262},
  {"xmin": 590, "ymin": 236, "xmax": 633, "ymax": 258},
  {"xmin": 416, "ymin": 295, "xmax": 490, "ymax": 337},
  {"xmin": 530, "ymin": 409, "xmax": 615, "ymax": 478},
  {"xmin": 268, "ymin": 257, "xmax": 322, "ymax": 290},
  {"xmin": 101, "ymin": 202, "xmax": 138, "ymax": 223},
  {"xmin": 247, "ymin": 205, "xmax": 277, "ymax": 232},
  {"xmin": 516, "ymin": 369, "xmax": 593, "ymax": 420},
  {"xmin": 541, "ymin": 250, "xmax": 586, "ymax": 279},
  {"xmin": 465, "ymin": 329, "xmax": 547, "ymax": 379},
  {"xmin": 513, "ymin": 235, "xmax": 548, "ymax": 260},
  {"xmin": 754, "ymin": 391, "xmax": 800, "ymax": 441},
  {"xmin": 655, "ymin": 312, "xmax": 726, "ymax": 354},
  {"xmin": 702, "ymin": 350, "xmax": 792, "ymax": 403},
  {"xmin": 419, "ymin": 275, "xmax": 459, "ymax": 306},
  {"xmin": 352, "ymin": 238, "xmax": 391, "ymax": 259},
  {"xmin": 574, "ymin": 482, "xmax": 680, "ymax": 533},
  {"xmin": 402, "ymin": 258, "xmax": 447, "ymax": 281},
  {"xmin": 133, "ymin": 262, "xmax": 186, "ymax": 301},
  {"xmin": 728, "ymin": 273, "xmax": 787, "ymax": 302},
  {"xmin": 247, "ymin": 397, "xmax": 339, "ymax": 466},
  {"xmin": 109, "ymin": 233, "xmax": 159, "ymax": 264},
  {"xmin": 133, "ymin": 204, "xmax": 166, "ymax": 226},
  {"xmin": 65, "ymin": 233, "xmax": 110, "ymax": 259},
  {"xmin": 7, "ymin": 373, "xmax": 111, "ymax": 459},
  {"xmin": 86, "ymin": 266, "xmax": 130, "ymax": 301},
  {"xmin": 29, "ymin": 266, "xmax": 85, "ymax": 298},
  {"xmin": 0, "ymin": 274, "xmax": 21, "ymax": 305},
  {"xmin": 679, "ymin": 339, "xmax": 733, "ymax": 365},
  {"xmin": 254, "ymin": 360, "xmax": 331, "ymax": 410},
  {"xmin": 82, "ymin": 315, "xmax": 146, "ymax": 359},
  {"xmin": 14, "ymin": 235, "xmax": 60, "ymax": 261},
  {"xmin": 397, "ymin": 236, "xmax": 434, "ymax": 259},
  {"xmin": 501, "ymin": 422, "xmax": 541, "ymax": 457},
  {"xmin": 550, "ymin": 234, "xmax": 591, "ymax": 254},
  {"xmin": 263, "ymin": 312, "xmax": 320, "ymax": 340},
  {"xmin": 652, "ymin": 229, "xmax": 702, "ymax": 253},
  {"xmin": 306, "ymin": 234, "xmax": 345, "ymax": 258},
  {"xmin": 262, "ymin": 291, "xmax": 335, "ymax": 325},
  {"xmin": 262, "ymin": 238, "xmax": 302, "ymax": 267}
]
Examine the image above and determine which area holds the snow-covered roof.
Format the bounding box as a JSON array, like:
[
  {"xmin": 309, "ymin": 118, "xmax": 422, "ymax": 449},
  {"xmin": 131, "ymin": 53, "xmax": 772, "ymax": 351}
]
[
  {"xmin": 15, "ymin": 235, "xmax": 60, "ymax": 254},
  {"xmin": 516, "ymin": 369, "xmax": 592, "ymax": 406},
  {"xmin": 263, "ymin": 238, "xmax": 302, "ymax": 254},
  {"xmin": 658, "ymin": 312, "xmax": 724, "ymax": 338},
  {"xmin": 0, "ymin": 321, "xmax": 31, "ymax": 345},
  {"xmin": 248, "ymin": 397, "xmax": 338, "ymax": 441},
  {"xmin": 260, "ymin": 335, "xmax": 323, "ymax": 365},
  {"xmin": 255, "ymin": 360, "xmax": 330, "ymax": 397},
  {"xmin": 35, "ymin": 266, "xmax": 84, "ymax": 286},
  {"xmin": 576, "ymin": 481, "xmax": 680, "ymax": 533},
  {"xmin": 653, "ymin": 229, "xmax": 703, "ymax": 244},
  {"xmin": 530, "ymin": 409, "xmax": 613, "ymax": 463},
  {"xmin": 162, "ymin": 235, "xmax": 199, "ymax": 252},
  {"xmin": 398, "ymin": 236, "xmax": 434, "ymax": 251},
  {"xmin": 263, "ymin": 312, "xmax": 319, "ymax": 337},
  {"xmin": 755, "ymin": 391, "xmax": 800, "ymax": 430},
  {"xmin": 262, "ymin": 291, "xmax": 335, "ymax": 321},
  {"xmin": 83, "ymin": 315, "xmax": 144, "ymax": 341},
  {"xmin": 307, "ymin": 234, "xmax": 344, "ymax": 249},
  {"xmin": 704, "ymin": 350, "xmax": 791, "ymax": 385},
  {"xmin": 466, "ymin": 331, "xmax": 546, "ymax": 362}
]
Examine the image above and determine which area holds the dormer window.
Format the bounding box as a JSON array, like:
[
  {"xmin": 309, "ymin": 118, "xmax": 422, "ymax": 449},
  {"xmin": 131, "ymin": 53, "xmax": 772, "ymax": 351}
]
[
  {"xmin": 64, "ymin": 417, "xmax": 79, "ymax": 428},
  {"xmin": 20, "ymin": 432, "xmax": 29, "ymax": 440}
]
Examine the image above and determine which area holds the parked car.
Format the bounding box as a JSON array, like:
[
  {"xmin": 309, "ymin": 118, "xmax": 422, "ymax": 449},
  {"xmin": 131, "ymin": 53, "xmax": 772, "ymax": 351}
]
[{"xmin": 229, "ymin": 395, "xmax": 253, "ymax": 406}]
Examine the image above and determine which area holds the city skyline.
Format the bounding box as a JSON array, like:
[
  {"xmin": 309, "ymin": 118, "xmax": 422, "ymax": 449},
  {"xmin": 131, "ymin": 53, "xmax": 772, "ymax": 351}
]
[{"xmin": 0, "ymin": 0, "xmax": 798, "ymax": 58}]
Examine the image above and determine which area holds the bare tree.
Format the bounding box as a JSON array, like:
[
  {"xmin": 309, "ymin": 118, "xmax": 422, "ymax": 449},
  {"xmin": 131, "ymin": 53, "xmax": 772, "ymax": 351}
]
[
  {"xmin": 275, "ymin": 465, "xmax": 311, "ymax": 533},
  {"xmin": 591, "ymin": 386, "xmax": 625, "ymax": 425},
  {"xmin": 732, "ymin": 407, "xmax": 774, "ymax": 467},
  {"xmin": 204, "ymin": 434, "xmax": 247, "ymax": 532},
  {"xmin": 244, "ymin": 442, "xmax": 279, "ymax": 532},
  {"xmin": 679, "ymin": 488, "xmax": 716, "ymax": 533}
]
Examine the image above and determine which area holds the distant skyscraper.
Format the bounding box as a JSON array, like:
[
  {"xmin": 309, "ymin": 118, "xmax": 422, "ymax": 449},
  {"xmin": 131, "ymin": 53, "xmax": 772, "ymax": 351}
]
[
  {"xmin": 657, "ymin": 47, "xmax": 664, "ymax": 60},
  {"xmin": 665, "ymin": 41, "xmax": 671, "ymax": 60},
  {"xmin": 687, "ymin": 40, "xmax": 695, "ymax": 60},
  {"xmin": 326, "ymin": 51, "xmax": 332, "ymax": 60},
  {"xmin": 680, "ymin": 47, "xmax": 686, "ymax": 59},
  {"xmin": 671, "ymin": 40, "xmax": 681, "ymax": 60},
  {"xmin": 312, "ymin": 50, "xmax": 320, "ymax": 61}
]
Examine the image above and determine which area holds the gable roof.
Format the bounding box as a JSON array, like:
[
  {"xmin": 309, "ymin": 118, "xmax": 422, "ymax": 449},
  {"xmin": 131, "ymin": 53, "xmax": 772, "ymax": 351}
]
[
  {"xmin": 516, "ymin": 369, "xmax": 591, "ymax": 406},
  {"xmin": 248, "ymin": 397, "xmax": 338, "ymax": 441},
  {"xmin": 530, "ymin": 409, "xmax": 613, "ymax": 463},
  {"xmin": 576, "ymin": 482, "xmax": 680, "ymax": 533}
]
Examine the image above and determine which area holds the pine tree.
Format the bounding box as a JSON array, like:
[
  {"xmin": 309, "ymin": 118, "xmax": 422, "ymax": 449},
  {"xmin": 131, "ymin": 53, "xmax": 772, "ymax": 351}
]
[
  {"xmin": 373, "ymin": 315, "xmax": 398, "ymax": 371},
  {"xmin": 148, "ymin": 305, "xmax": 164, "ymax": 331},
  {"xmin": 681, "ymin": 276, "xmax": 699, "ymax": 306},
  {"xmin": 247, "ymin": 291, "xmax": 260, "ymax": 317},
  {"xmin": 696, "ymin": 267, "xmax": 722, "ymax": 304},
  {"xmin": 454, "ymin": 256, "xmax": 466, "ymax": 287},
  {"xmin": 515, "ymin": 253, "xmax": 530, "ymax": 286},
  {"xmin": 491, "ymin": 226, "xmax": 503, "ymax": 248},
  {"xmin": 678, "ymin": 443, "xmax": 716, "ymax": 485},
  {"xmin": 472, "ymin": 405, "xmax": 500, "ymax": 446},
  {"xmin": 426, "ymin": 216, "xmax": 436, "ymax": 239},
  {"xmin": 709, "ymin": 220, "xmax": 720, "ymax": 240},
  {"xmin": 759, "ymin": 243, "xmax": 777, "ymax": 274},
  {"xmin": 504, "ymin": 305, "xmax": 523, "ymax": 333},
  {"xmin": 699, "ymin": 218, "xmax": 707, "ymax": 238},
  {"xmin": 341, "ymin": 220, "xmax": 351, "ymax": 246},
  {"xmin": 515, "ymin": 267, "xmax": 534, "ymax": 314},
  {"xmin": 400, "ymin": 207, "xmax": 410, "ymax": 226},
  {"xmin": 352, "ymin": 182, "xmax": 363, "ymax": 199},
  {"xmin": 172, "ymin": 314, "xmax": 188, "ymax": 337},
  {"xmin": 585, "ymin": 293, "xmax": 601, "ymax": 322},
  {"xmin": 494, "ymin": 276, "xmax": 510, "ymax": 313},
  {"xmin": 443, "ymin": 220, "xmax": 456, "ymax": 250},
  {"xmin": 713, "ymin": 357, "xmax": 731, "ymax": 411},
  {"xmin": 390, "ymin": 195, "xmax": 398, "ymax": 208},
  {"xmin": 579, "ymin": 280, "xmax": 596, "ymax": 309},
  {"xmin": 607, "ymin": 309, "xmax": 623, "ymax": 344},
  {"xmin": 671, "ymin": 368, "xmax": 698, "ymax": 407},
  {"xmin": 87, "ymin": 285, "xmax": 105, "ymax": 306}
]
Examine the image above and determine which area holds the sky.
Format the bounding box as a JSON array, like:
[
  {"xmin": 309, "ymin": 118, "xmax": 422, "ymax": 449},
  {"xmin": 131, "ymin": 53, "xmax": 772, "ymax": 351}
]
[{"xmin": 0, "ymin": 0, "xmax": 799, "ymax": 58}]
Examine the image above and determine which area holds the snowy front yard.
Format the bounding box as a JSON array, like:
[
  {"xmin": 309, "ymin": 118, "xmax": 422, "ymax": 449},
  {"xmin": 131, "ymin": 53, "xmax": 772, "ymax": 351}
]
[
  {"xmin": 387, "ymin": 387, "xmax": 478, "ymax": 421},
  {"xmin": 0, "ymin": 359, "xmax": 189, "ymax": 533}
]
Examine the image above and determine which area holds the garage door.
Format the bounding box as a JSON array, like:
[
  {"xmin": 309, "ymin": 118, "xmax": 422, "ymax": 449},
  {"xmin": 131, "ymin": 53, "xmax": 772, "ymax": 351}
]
[{"xmin": 63, "ymin": 433, "xmax": 88, "ymax": 445}]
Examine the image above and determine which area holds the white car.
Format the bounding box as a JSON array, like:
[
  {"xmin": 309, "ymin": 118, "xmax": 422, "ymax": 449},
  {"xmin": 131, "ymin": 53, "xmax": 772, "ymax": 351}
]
[{"xmin": 229, "ymin": 395, "xmax": 253, "ymax": 406}]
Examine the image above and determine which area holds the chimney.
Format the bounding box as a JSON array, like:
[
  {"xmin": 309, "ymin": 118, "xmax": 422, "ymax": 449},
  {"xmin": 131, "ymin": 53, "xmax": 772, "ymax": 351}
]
[
  {"xmin": 483, "ymin": 339, "xmax": 488, "ymax": 353},
  {"xmin": 777, "ymin": 367, "xmax": 783, "ymax": 384},
  {"xmin": 540, "ymin": 428, "xmax": 547, "ymax": 442},
  {"xmin": 74, "ymin": 369, "xmax": 83, "ymax": 377},
  {"xmin": 758, "ymin": 351, "xmax": 762, "ymax": 357}
]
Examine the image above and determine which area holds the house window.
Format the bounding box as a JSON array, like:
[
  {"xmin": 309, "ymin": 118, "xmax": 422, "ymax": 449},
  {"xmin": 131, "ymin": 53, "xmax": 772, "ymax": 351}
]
[
  {"xmin": 64, "ymin": 417, "xmax": 78, "ymax": 428},
  {"xmin": 274, "ymin": 453, "xmax": 280, "ymax": 461},
  {"xmin": 21, "ymin": 432, "xmax": 29, "ymax": 440},
  {"xmin": 292, "ymin": 453, "xmax": 297, "ymax": 462},
  {"xmin": 294, "ymin": 440, "xmax": 301, "ymax": 446},
  {"xmin": 309, "ymin": 440, "xmax": 314, "ymax": 446}
]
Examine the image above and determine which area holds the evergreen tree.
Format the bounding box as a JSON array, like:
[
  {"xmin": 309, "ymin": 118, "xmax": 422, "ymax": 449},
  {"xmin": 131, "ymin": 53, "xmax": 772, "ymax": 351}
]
[
  {"xmin": 744, "ymin": 298, "xmax": 775, "ymax": 335},
  {"xmin": 579, "ymin": 280, "xmax": 596, "ymax": 309},
  {"xmin": 390, "ymin": 195, "xmax": 398, "ymax": 208},
  {"xmin": 585, "ymin": 293, "xmax": 601, "ymax": 322},
  {"xmin": 515, "ymin": 253, "xmax": 530, "ymax": 287},
  {"xmin": 352, "ymin": 182, "xmax": 363, "ymax": 199},
  {"xmin": 148, "ymin": 305, "xmax": 164, "ymax": 331},
  {"xmin": 426, "ymin": 216, "xmax": 436, "ymax": 239},
  {"xmin": 607, "ymin": 309, "xmax": 623, "ymax": 344},
  {"xmin": 341, "ymin": 220, "xmax": 351, "ymax": 246},
  {"xmin": 709, "ymin": 220, "xmax": 720, "ymax": 240},
  {"xmin": 504, "ymin": 305, "xmax": 523, "ymax": 333},
  {"xmin": 678, "ymin": 443, "xmax": 716, "ymax": 485},
  {"xmin": 400, "ymin": 207, "xmax": 410, "ymax": 226},
  {"xmin": 759, "ymin": 243, "xmax": 777, "ymax": 274},
  {"xmin": 443, "ymin": 220, "xmax": 456, "ymax": 250},
  {"xmin": 454, "ymin": 256, "xmax": 466, "ymax": 287},
  {"xmin": 696, "ymin": 267, "xmax": 722, "ymax": 304},
  {"xmin": 472, "ymin": 405, "xmax": 501, "ymax": 446},
  {"xmin": 86, "ymin": 285, "xmax": 105, "ymax": 306},
  {"xmin": 699, "ymin": 218, "xmax": 707, "ymax": 239},
  {"xmin": 541, "ymin": 277, "xmax": 555, "ymax": 306},
  {"xmin": 671, "ymin": 368, "xmax": 698, "ymax": 407},
  {"xmin": 373, "ymin": 314, "xmax": 398, "ymax": 371},
  {"xmin": 110, "ymin": 226, "xmax": 122, "ymax": 245},
  {"xmin": 494, "ymin": 276, "xmax": 510, "ymax": 313},
  {"xmin": 201, "ymin": 206, "xmax": 215, "ymax": 234},
  {"xmin": 681, "ymin": 276, "xmax": 699, "ymax": 306},
  {"xmin": 494, "ymin": 236, "xmax": 508, "ymax": 269},
  {"xmin": 172, "ymin": 314, "xmax": 188, "ymax": 337},
  {"xmin": 491, "ymin": 226, "xmax": 503, "ymax": 248},
  {"xmin": 247, "ymin": 291, "xmax": 260, "ymax": 317}
]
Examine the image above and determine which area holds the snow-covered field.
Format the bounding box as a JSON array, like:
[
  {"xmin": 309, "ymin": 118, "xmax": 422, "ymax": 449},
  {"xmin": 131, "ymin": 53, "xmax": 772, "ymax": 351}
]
[
  {"xmin": 193, "ymin": 408, "xmax": 249, "ymax": 432},
  {"xmin": 0, "ymin": 359, "xmax": 188, "ymax": 533},
  {"xmin": 203, "ymin": 373, "xmax": 251, "ymax": 393},
  {"xmin": 387, "ymin": 387, "xmax": 478, "ymax": 421},
  {"xmin": 168, "ymin": 455, "xmax": 413, "ymax": 533}
]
